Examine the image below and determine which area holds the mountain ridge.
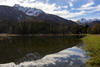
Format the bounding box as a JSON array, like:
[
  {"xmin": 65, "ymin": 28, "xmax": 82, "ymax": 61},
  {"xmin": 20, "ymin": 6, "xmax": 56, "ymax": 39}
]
[
  {"xmin": 13, "ymin": 4, "xmax": 75, "ymax": 24},
  {"xmin": 76, "ymin": 18, "xmax": 100, "ymax": 24},
  {"xmin": 13, "ymin": 4, "xmax": 46, "ymax": 17},
  {"xmin": 0, "ymin": 4, "xmax": 75, "ymax": 24}
]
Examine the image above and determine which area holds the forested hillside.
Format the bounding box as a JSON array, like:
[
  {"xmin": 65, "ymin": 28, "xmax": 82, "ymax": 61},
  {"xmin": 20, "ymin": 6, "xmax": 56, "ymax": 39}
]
[{"xmin": 0, "ymin": 19, "xmax": 85, "ymax": 34}]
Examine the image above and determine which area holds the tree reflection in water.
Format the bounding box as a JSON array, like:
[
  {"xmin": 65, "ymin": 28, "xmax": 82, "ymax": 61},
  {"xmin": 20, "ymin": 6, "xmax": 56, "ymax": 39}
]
[{"xmin": 0, "ymin": 35, "xmax": 87, "ymax": 66}]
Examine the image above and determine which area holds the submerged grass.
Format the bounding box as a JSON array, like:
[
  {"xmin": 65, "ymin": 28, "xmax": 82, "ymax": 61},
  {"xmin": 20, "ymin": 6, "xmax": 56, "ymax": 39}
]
[{"xmin": 82, "ymin": 34, "xmax": 100, "ymax": 67}]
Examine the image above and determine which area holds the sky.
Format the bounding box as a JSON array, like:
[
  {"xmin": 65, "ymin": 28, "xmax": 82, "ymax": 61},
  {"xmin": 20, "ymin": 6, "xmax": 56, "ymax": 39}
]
[{"xmin": 0, "ymin": 0, "xmax": 100, "ymax": 21}]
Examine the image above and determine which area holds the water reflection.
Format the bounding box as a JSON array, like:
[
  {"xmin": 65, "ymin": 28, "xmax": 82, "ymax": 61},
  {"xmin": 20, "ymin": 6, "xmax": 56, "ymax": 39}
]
[
  {"xmin": 0, "ymin": 35, "xmax": 89, "ymax": 67},
  {"xmin": 0, "ymin": 45, "xmax": 89, "ymax": 67}
]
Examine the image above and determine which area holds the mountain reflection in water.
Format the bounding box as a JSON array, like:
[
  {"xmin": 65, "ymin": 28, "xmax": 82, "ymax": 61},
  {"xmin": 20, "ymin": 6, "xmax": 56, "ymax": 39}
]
[{"xmin": 0, "ymin": 35, "xmax": 89, "ymax": 67}]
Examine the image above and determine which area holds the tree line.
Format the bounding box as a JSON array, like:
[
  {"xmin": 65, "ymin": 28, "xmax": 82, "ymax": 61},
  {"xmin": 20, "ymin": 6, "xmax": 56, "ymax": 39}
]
[{"xmin": 0, "ymin": 19, "xmax": 99, "ymax": 34}]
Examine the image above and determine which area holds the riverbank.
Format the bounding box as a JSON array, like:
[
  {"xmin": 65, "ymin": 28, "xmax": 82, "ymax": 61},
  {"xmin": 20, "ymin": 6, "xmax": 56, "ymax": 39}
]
[
  {"xmin": 0, "ymin": 33, "xmax": 86, "ymax": 37},
  {"xmin": 82, "ymin": 34, "xmax": 100, "ymax": 67}
]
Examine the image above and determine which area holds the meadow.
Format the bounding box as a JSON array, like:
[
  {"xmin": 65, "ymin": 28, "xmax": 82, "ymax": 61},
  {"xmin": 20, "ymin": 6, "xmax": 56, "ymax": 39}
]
[{"xmin": 82, "ymin": 34, "xmax": 100, "ymax": 67}]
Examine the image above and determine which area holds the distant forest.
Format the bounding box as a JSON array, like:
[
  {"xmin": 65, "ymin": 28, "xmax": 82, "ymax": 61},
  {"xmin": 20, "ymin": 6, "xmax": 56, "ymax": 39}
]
[{"xmin": 0, "ymin": 19, "xmax": 99, "ymax": 34}]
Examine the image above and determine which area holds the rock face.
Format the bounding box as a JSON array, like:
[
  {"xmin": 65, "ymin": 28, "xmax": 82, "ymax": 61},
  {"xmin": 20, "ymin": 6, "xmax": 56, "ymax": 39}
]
[{"xmin": 0, "ymin": 4, "xmax": 75, "ymax": 24}]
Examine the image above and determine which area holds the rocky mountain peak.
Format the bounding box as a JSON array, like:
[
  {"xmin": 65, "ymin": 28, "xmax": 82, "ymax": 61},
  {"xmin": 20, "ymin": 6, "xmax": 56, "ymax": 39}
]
[{"xmin": 13, "ymin": 4, "xmax": 46, "ymax": 16}]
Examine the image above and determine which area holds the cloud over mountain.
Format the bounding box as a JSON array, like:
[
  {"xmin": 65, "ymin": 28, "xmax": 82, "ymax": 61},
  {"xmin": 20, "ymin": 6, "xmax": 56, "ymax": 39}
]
[{"xmin": 0, "ymin": 0, "xmax": 100, "ymax": 20}]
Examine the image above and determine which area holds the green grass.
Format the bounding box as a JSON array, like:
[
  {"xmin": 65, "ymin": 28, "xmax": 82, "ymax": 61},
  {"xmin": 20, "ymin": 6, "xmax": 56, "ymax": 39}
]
[{"xmin": 82, "ymin": 34, "xmax": 100, "ymax": 67}]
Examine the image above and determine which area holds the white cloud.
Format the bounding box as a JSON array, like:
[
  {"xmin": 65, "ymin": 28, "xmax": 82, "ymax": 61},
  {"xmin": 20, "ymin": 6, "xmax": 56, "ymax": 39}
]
[
  {"xmin": 70, "ymin": 1, "xmax": 100, "ymax": 20},
  {"xmin": 0, "ymin": 0, "xmax": 87, "ymax": 19},
  {"xmin": 50, "ymin": 10, "xmax": 86, "ymax": 18},
  {"xmin": 92, "ymin": 5, "xmax": 100, "ymax": 12},
  {"xmin": 72, "ymin": 4, "xmax": 100, "ymax": 14},
  {"xmin": 82, "ymin": 2, "xmax": 94, "ymax": 8},
  {"xmin": 30, "ymin": 0, "xmax": 36, "ymax": 2},
  {"xmin": 87, "ymin": 5, "xmax": 100, "ymax": 13},
  {"xmin": 62, "ymin": 6, "xmax": 68, "ymax": 8},
  {"xmin": 72, "ymin": 6, "xmax": 95, "ymax": 11},
  {"xmin": 18, "ymin": 0, "xmax": 36, "ymax": 2},
  {"xmin": 46, "ymin": 0, "xmax": 49, "ymax": 4},
  {"xmin": 69, "ymin": 2, "xmax": 73, "ymax": 7},
  {"xmin": 65, "ymin": 11, "xmax": 86, "ymax": 18},
  {"xmin": 0, "ymin": 0, "xmax": 16, "ymax": 6}
]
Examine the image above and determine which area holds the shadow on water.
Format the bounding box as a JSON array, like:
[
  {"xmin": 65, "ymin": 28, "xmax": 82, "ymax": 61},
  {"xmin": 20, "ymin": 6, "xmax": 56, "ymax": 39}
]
[{"xmin": 0, "ymin": 35, "xmax": 85, "ymax": 64}]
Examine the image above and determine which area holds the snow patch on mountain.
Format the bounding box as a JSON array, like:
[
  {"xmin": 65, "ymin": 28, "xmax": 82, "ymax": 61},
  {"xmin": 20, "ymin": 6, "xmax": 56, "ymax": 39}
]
[
  {"xmin": 77, "ymin": 18, "xmax": 100, "ymax": 24},
  {"xmin": 13, "ymin": 4, "xmax": 46, "ymax": 16}
]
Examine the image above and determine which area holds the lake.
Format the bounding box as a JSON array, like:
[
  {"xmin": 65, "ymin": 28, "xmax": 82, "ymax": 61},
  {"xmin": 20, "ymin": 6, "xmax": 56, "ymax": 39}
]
[{"xmin": 0, "ymin": 35, "xmax": 89, "ymax": 67}]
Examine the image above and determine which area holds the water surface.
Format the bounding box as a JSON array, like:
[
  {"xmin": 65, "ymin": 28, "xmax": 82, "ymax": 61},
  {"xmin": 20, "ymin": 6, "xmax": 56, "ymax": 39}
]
[{"xmin": 0, "ymin": 35, "xmax": 89, "ymax": 67}]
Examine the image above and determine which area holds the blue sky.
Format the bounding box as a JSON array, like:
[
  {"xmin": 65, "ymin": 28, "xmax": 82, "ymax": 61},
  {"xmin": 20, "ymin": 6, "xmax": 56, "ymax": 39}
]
[{"xmin": 0, "ymin": 0, "xmax": 100, "ymax": 21}]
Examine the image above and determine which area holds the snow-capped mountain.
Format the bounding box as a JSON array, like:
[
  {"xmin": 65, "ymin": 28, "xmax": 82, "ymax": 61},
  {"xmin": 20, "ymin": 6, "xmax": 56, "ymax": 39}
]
[
  {"xmin": 13, "ymin": 4, "xmax": 46, "ymax": 16},
  {"xmin": 77, "ymin": 18, "xmax": 100, "ymax": 24},
  {"xmin": 0, "ymin": 5, "xmax": 30, "ymax": 22},
  {"xmin": 13, "ymin": 4, "xmax": 75, "ymax": 24},
  {"xmin": 0, "ymin": 4, "xmax": 75, "ymax": 24}
]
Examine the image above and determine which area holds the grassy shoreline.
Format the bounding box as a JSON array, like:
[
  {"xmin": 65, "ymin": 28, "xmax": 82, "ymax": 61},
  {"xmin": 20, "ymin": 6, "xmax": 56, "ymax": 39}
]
[{"xmin": 82, "ymin": 34, "xmax": 100, "ymax": 67}]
